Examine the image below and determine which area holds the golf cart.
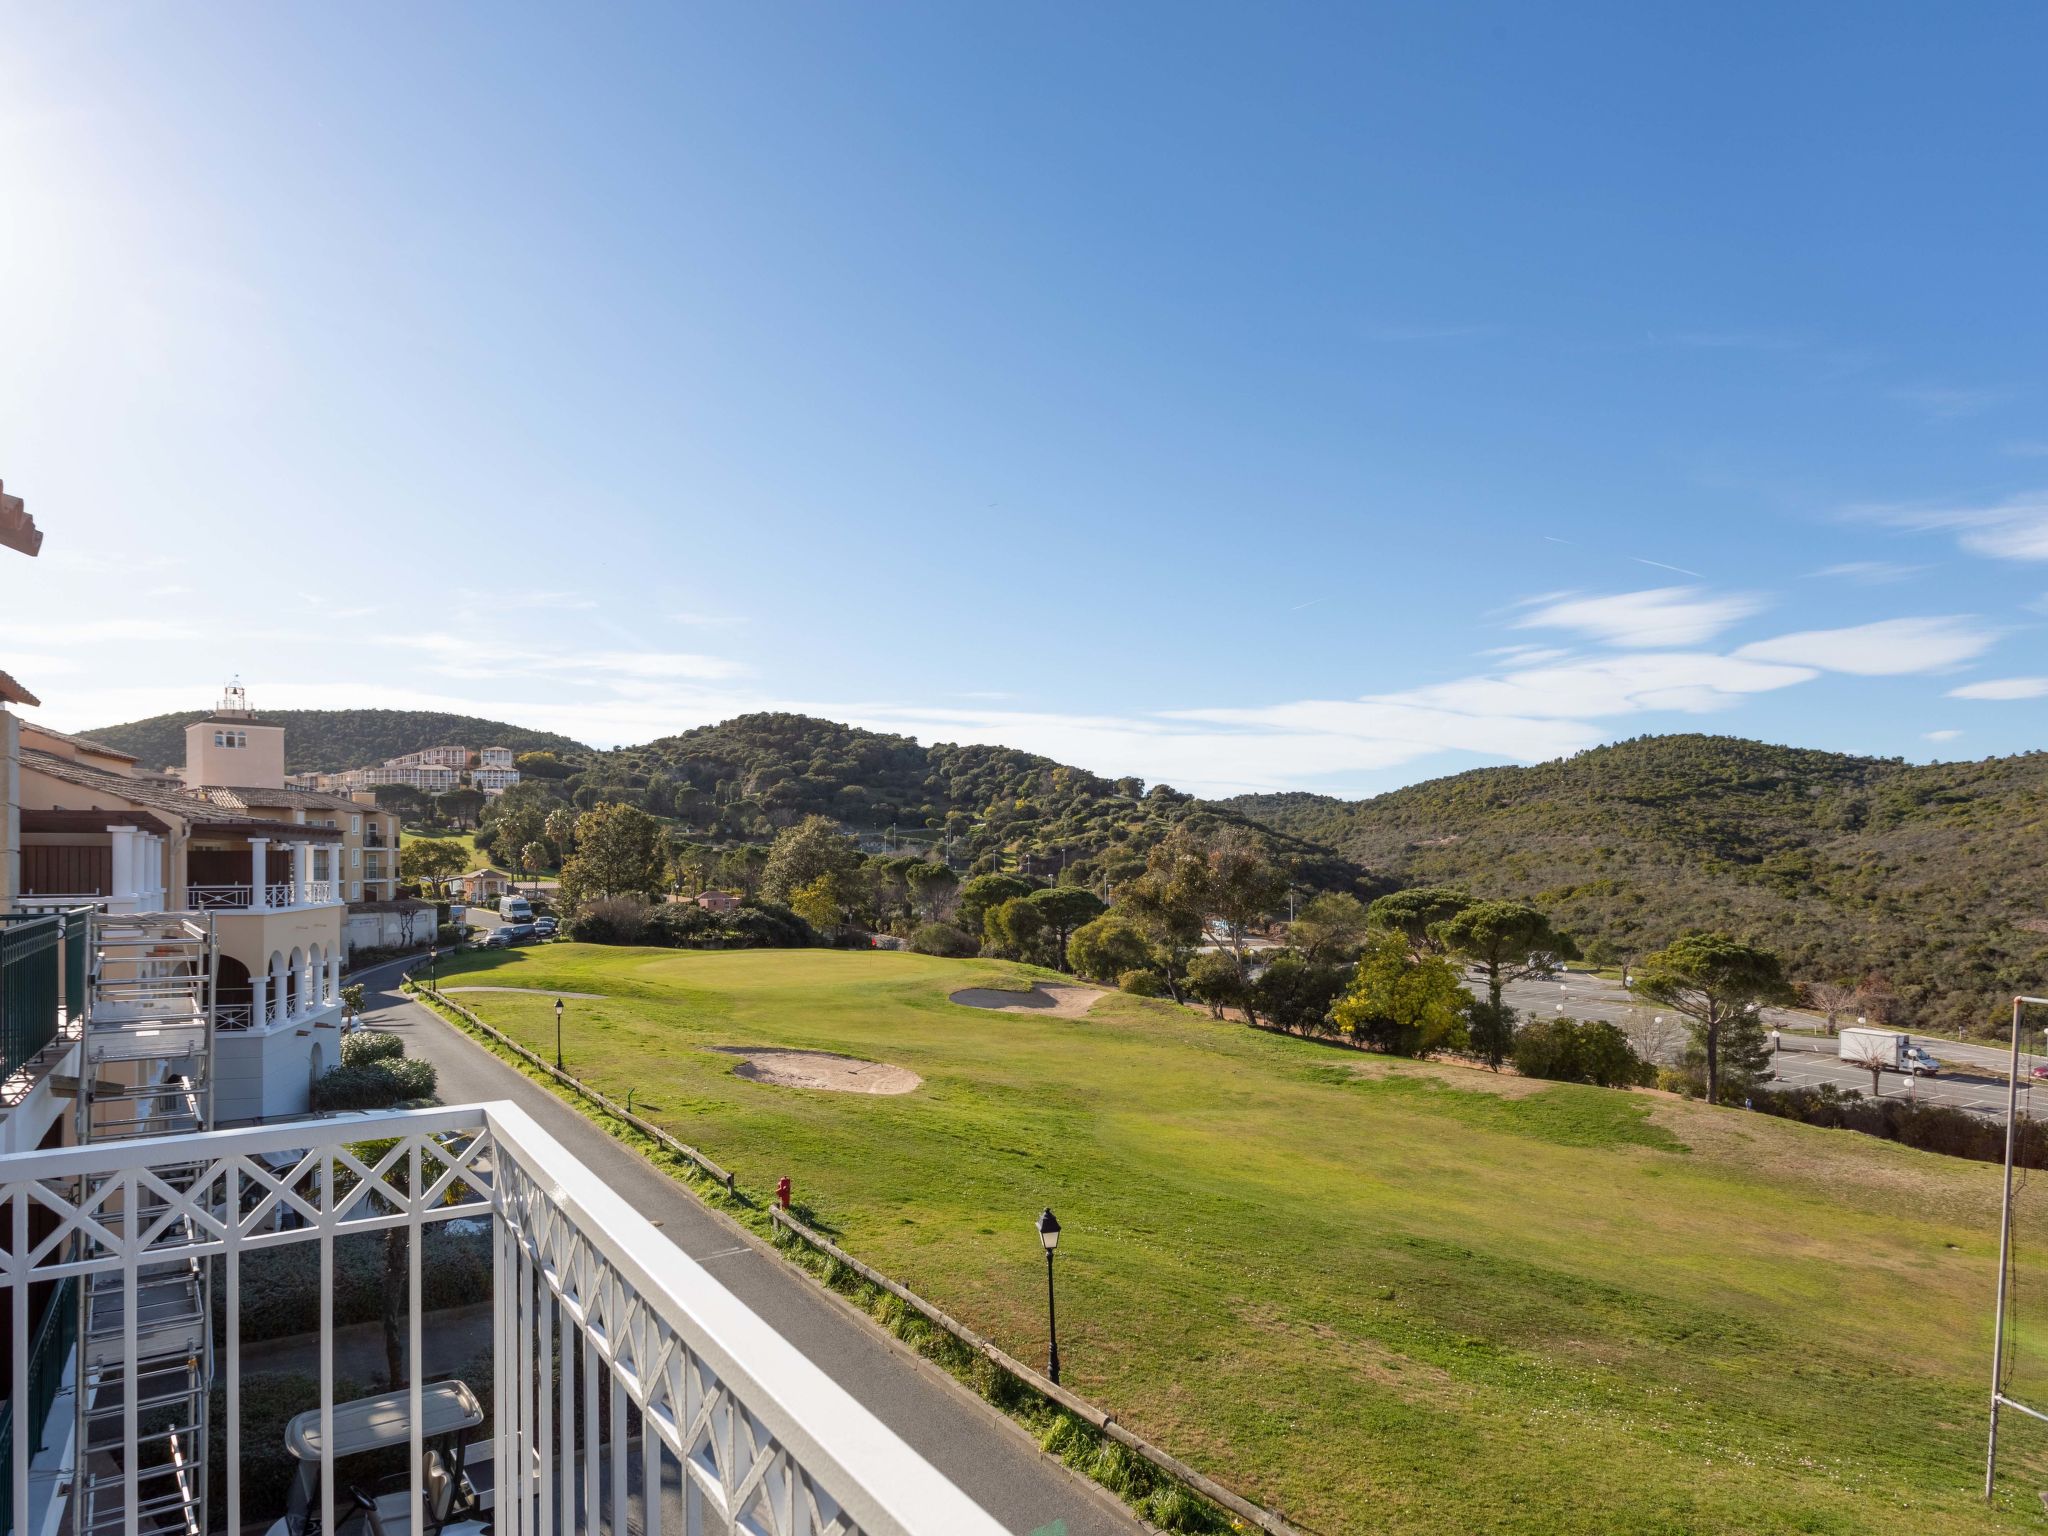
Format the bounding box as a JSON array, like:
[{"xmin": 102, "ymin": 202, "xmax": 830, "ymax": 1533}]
[{"xmin": 271, "ymin": 1381, "xmax": 493, "ymax": 1536}]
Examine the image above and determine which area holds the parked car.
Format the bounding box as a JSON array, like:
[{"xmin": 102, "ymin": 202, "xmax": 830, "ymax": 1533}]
[
  {"xmin": 2030, "ymin": 1064, "xmax": 2048, "ymax": 1081},
  {"xmin": 533, "ymin": 916, "xmax": 558, "ymax": 937},
  {"xmin": 503, "ymin": 922, "xmax": 539, "ymax": 944},
  {"xmin": 482, "ymin": 928, "xmax": 514, "ymax": 948}
]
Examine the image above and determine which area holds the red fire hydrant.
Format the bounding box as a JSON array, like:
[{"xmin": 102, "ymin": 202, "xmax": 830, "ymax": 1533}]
[{"xmin": 776, "ymin": 1176, "xmax": 792, "ymax": 1211}]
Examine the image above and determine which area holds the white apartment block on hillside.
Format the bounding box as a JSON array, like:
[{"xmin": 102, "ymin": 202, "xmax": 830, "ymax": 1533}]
[{"xmin": 316, "ymin": 741, "xmax": 522, "ymax": 795}]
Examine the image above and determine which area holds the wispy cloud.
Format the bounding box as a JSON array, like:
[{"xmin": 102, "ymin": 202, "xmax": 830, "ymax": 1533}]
[
  {"xmin": 669, "ymin": 611, "xmax": 746, "ymax": 627},
  {"xmin": 1865, "ymin": 491, "xmax": 2048, "ymax": 563},
  {"xmin": 1890, "ymin": 385, "xmax": 2002, "ymax": 421},
  {"xmin": 1515, "ymin": 587, "xmax": 1764, "ymax": 648},
  {"xmin": 1629, "ymin": 557, "xmax": 1704, "ymax": 578},
  {"xmin": 1736, "ymin": 616, "xmax": 1997, "ymax": 675},
  {"xmin": 2003, "ymin": 441, "xmax": 2048, "ymax": 459},
  {"xmin": 1808, "ymin": 560, "xmax": 1926, "ymax": 585},
  {"xmin": 1948, "ymin": 676, "xmax": 2048, "ymax": 701},
  {"xmin": 1924, "ymin": 729, "xmax": 1962, "ymax": 743}
]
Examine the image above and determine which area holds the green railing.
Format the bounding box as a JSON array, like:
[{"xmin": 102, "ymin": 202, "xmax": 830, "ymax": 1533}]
[
  {"xmin": 0, "ymin": 913, "xmax": 62, "ymax": 1081},
  {"xmin": 0, "ymin": 1277, "xmax": 79, "ymax": 1536},
  {"xmin": 59, "ymin": 907, "xmax": 89, "ymax": 1027}
]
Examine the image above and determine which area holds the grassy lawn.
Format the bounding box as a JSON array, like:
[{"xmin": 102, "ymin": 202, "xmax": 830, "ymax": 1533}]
[{"xmin": 426, "ymin": 943, "xmax": 2048, "ymax": 1534}]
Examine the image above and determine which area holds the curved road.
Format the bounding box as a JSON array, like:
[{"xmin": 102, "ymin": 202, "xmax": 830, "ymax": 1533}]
[{"xmin": 349, "ymin": 957, "xmax": 1141, "ymax": 1536}]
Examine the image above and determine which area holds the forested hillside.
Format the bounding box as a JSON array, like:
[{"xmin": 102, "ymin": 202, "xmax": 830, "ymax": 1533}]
[
  {"xmin": 580, "ymin": 712, "xmax": 1358, "ymax": 888},
  {"xmin": 82, "ymin": 708, "xmax": 589, "ymax": 773},
  {"xmin": 1224, "ymin": 735, "xmax": 2048, "ymax": 1031}
]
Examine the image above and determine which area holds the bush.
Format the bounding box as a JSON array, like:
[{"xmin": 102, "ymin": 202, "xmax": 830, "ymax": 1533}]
[
  {"xmin": 1250, "ymin": 953, "xmax": 1349, "ymax": 1035},
  {"xmin": 1512, "ymin": 1017, "xmax": 1655, "ymax": 1088},
  {"xmin": 340, "ymin": 1030, "xmax": 404, "ymax": 1068},
  {"xmin": 1067, "ymin": 914, "xmax": 1156, "ymax": 983},
  {"xmin": 435, "ymin": 922, "xmax": 467, "ymax": 947},
  {"xmin": 570, "ymin": 894, "xmax": 651, "ymax": 945},
  {"xmin": 1656, "ymin": 1063, "xmax": 1705, "ymax": 1098},
  {"xmin": 1118, "ymin": 969, "xmax": 1168, "ymax": 997},
  {"xmin": 312, "ymin": 1057, "xmax": 438, "ymax": 1111},
  {"xmin": 909, "ymin": 922, "xmax": 977, "ymax": 957},
  {"xmin": 216, "ymin": 1226, "xmax": 494, "ymax": 1343},
  {"xmin": 1748, "ymin": 1083, "xmax": 2048, "ymax": 1167}
]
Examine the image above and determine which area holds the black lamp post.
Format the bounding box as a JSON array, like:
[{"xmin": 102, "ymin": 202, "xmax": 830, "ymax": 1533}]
[
  {"xmin": 555, "ymin": 998, "xmax": 564, "ymax": 1070},
  {"xmin": 1036, "ymin": 1207, "xmax": 1062, "ymax": 1385},
  {"xmin": 428, "ymin": 945, "xmax": 438, "ymax": 987}
]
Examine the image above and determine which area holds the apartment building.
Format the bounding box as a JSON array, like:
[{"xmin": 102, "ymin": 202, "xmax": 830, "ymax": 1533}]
[
  {"xmin": 391, "ymin": 743, "xmax": 472, "ymax": 769},
  {"xmin": 316, "ymin": 742, "xmax": 522, "ymax": 795}
]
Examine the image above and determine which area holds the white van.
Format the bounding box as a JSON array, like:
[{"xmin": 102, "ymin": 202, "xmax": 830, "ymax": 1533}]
[{"xmin": 497, "ymin": 894, "xmax": 532, "ymax": 923}]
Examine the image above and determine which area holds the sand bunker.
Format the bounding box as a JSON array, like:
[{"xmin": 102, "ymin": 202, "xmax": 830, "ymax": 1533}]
[
  {"xmin": 949, "ymin": 983, "xmax": 1106, "ymax": 1019},
  {"xmin": 715, "ymin": 1047, "xmax": 921, "ymax": 1095}
]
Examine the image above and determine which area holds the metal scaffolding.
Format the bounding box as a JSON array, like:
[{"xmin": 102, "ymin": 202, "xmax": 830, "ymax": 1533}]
[{"xmin": 71, "ymin": 913, "xmax": 217, "ymax": 1536}]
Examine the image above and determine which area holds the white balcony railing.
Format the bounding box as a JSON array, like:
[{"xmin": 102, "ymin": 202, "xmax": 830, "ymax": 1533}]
[
  {"xmin": 181, "ymin": 882, "xmax": 340, "ymax": 912},
  {"xmin": 0, "ymin": 1102, "xmax": 1005, "ymax": 1536},
  {"xmin": 213, "ymin": 1002, "xmax": 256, "ymax": 1032}
]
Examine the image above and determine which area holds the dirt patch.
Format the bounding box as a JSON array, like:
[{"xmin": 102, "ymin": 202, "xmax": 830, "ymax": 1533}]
[
  {"xmin": 949, "ymin": 983, "xmax": 1107, "ymax": 1019},
  {"xmin": 714, "ymin": 1047, "xmax": 921, "ymax": 1095}
]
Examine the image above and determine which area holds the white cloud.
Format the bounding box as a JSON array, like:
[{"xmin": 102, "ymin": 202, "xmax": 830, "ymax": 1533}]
[
  {"xmin": 1924, "ymin": 729, "xmax": 1962, "ymax": 743},
  {"xmin": 1870, "ymin": 491, "xmax": 2048, "ymax": 563},
  {"xmin": 1735, "ymin": 616, "xmax": 1996, "ymax": 675},
  {"xmin": 1515, "ymin": 587, "xmax": 1764, "ymax": 648},
  {"xmin": 669, "ymin": 611, "xmax": 745, "ymax": 627},
  {"xmin": 1809, "ymin": 561, "xmax": 1925, "ymax": 585},
  {"xmin": 1948, "ymin": 677, "xmax": 2048, "ymax": 701}
]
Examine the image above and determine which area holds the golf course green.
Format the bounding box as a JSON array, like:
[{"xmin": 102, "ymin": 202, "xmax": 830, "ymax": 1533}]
[{"xmin": 425, "ymin": 942, "xmax": 2048, "ymax": 1533}]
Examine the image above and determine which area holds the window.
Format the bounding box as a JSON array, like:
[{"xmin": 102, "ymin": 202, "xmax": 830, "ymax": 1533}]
[
  {"xmin": 351, "ymin": 881, "xmax": 361, "ymax": 900},
  {"xmin": 351, "ymin": 815, "xmax": 361, "ymax": 834},
  {"xmin": 216, "ymin": 729, "xmax": 246, "ymax": 748},
  {"xmin": 351, "ymin": 847, "xmax": 361, "ymax": 868}
]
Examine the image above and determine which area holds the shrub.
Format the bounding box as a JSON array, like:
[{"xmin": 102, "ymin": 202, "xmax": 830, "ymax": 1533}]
[
  {"xmin": 312, "ymin": 1057, "xmax": 438, "ymax": 1111},
  {"xmin": 1512, "ymin": 1017, "xmax": 1655, "ymax": 1088},
  {"xmin": 1748, "ymin": 1083, "xmax": 2048, "ymax": 1167},
  {"xmin": 1067, "ymin": 914, "xmax": 1156, "ymax": 983},
  {"xmin": 909, "ymin": 922, "xmax": 977, "ymax": 957},
  {"xmin": 1657, "ymin": 1062, "xmax": 1705, "ymax": 1098},
  {"xmin": 215, "ymin": 1226, "xmax": 493, "ymax": 1343},
  {"xmin": 340, "ymin": 1030, "xmax": 404, "ymax": 1068},
  {"xmin": 570, "ymin": 894, "xmax": 650, "ymax": 945},
  {"xmin": 1250, "ymin": 953, "xmax": 1349, "ymax": 1035},
  {"xmin": 1184, "ymin": 951, "xmax": 1247, "ymax": 1018},
  {"xmin": 1118, "ymin": 969, "xmax": 1168, "ymax": 997}
]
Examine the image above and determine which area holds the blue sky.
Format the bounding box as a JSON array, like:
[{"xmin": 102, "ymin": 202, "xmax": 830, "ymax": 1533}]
[{"xmin": 3, "ymin": 3, "xmax": 2045, "ymax": 796}]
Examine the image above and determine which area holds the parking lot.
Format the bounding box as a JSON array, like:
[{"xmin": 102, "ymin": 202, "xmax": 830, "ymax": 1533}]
[{"xmin": 1495, "ymin": 969, "xmax": 2034, "ymax": 1120}]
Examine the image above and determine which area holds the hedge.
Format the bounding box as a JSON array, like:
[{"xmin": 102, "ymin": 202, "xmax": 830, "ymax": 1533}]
[{"xmin": 312, "ymin": 1056, "xmax": 438, "ymax": 1111}]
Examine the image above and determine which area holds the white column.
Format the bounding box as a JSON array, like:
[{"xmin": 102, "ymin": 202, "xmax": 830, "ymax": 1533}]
[
  {"xmin": 326, "ymin": 951, "xmax": 342, "ymax": 1005},
  {"xmin": 250, "ymin": 974, "xmax": 268, "ymax": 1030},
  {"xmin": 291, "ymin": 842, "xmax": 310, "ymax": 907},
  {"xmin": 249, "ymin": 838, "xmax": 269, "ymax": 910},
  {"xmin": 301, "ymin": 949, "xmax": 316, "ymax": 1007},
  {"xmin": 107, "ymin": 825, "xmax": 136, "ymax": 906},
  {"xmin": 270, "ymin": 953, "xmax": 289, "ymax": 1021}
]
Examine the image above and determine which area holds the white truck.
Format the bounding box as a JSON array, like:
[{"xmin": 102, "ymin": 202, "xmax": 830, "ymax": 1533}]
[{"xmin": 1838, "ymin": 1026, "xmax": 1942, "ymax": 1076}]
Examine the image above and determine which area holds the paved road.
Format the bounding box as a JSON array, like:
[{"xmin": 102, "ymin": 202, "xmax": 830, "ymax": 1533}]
[
  {"xmin": 349, "ymin": 957, "xmax": 1140, "ymax": 1536},
  {"xmin": 1492, "ymin": 970, "xmax": 2034, "ymax": 1118}
]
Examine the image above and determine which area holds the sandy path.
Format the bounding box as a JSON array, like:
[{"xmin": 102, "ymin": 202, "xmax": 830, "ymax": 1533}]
[
  {"xmin": 715, "ymin": 1047, "xmax": 921, "ymax": 1095},
  {"xmin": 949, "ymin": 982, "xmax": 1107, "ymax": 1019}
]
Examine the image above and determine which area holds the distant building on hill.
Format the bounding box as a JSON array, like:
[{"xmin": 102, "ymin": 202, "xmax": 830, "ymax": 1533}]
[{"xmin": 695, "ymin": 889, "xmax": 740, "ymax": 913}]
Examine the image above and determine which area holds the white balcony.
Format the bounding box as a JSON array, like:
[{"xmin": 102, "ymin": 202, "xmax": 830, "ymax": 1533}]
[
  {"xmin": 183, "ymin": 882, "xmax": 341, "ymax": 913},
  {"xmin": 0, "ymin": 1103, "xmax": 1006, "ymax": 1536}
]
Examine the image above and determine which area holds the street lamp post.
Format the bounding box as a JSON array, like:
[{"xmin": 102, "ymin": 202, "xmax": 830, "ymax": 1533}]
[
  {"xmin": 428, "ymin": 945, "xmax": 438, "ymax": 988},
  {"xmin": 555, "ymin": 998, "xmax": 565, "ymax": 1070},
  {"xmin": 1036, "ymin": 1208, "xmax": 1062, "ymax": 1385}
]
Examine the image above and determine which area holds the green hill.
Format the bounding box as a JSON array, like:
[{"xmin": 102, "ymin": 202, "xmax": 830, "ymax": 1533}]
[
  {"xmin": 592, "ymin": 711, "xmax": 1358, "ymax": 887},
  {"xmin": 1221, "ymin": 733, "xmax": 2048, "ymax": 1031},
  {"xmin": 82, "ymin": 708, "xmax": 590, "ymax": 774}
]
